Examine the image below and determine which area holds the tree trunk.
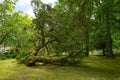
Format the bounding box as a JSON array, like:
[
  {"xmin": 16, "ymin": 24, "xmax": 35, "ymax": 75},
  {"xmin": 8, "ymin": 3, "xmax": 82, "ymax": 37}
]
[
  {"xmin": 102, "ymin": 48, "xmax": 106, "ymax": 56},
  {"xmin": 80, "ymin": 0, "xmax": 89, "ymax": 56},
  {"xmin": 105, "ymin": 7, "xmax": 113, "ymax": 57},
  {"xmin": 25, "ymin": 56, "xmax": 67, "ymax": 66},
  {"xmin": 84, "ymin": 29, "xmax": 89, "ymax": 56},
  {"xmin": 29, "ymin": 39, "xmax": 54, "ymax": 56}
]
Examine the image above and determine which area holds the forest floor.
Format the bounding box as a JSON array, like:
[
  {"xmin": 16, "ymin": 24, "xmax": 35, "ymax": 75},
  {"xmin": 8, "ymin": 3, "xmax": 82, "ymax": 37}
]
[{"xmin": 0, "ymin": 56, "xmax": 120, "ymax": 80}]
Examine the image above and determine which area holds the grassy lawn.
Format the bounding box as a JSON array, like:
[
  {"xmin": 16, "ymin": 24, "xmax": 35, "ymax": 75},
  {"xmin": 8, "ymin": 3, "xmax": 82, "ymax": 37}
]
[{"xmin": 0, "ymin": 56, "xmax": 120, "ymax": 80}]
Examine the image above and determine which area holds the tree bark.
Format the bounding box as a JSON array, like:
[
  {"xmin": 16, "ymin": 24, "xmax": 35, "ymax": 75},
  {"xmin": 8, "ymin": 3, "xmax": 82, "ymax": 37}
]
[
  {"xmin": 102, "ymin": 48, "xmax": 106, "ymax": 56},
  {"xmin": 85, "ymin": 30, "xmax": 89, "ymax": 56},
  {"xmin": 25, "ymin": 56, "xmax": 67, "ymax": 66},
  {"xmin": 105, "ymin": 7, "xmax": 113, "ymax": 57},
  {"xmin": 29, "ymin": 39, "xmax": 54, "ymax": 56}
]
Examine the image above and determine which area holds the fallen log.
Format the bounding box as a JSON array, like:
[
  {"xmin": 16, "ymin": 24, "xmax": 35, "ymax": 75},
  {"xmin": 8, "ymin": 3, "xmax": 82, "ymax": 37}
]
[{"xmin": 25, "ymin": 56, "xmax": 68, "ymax": 66}]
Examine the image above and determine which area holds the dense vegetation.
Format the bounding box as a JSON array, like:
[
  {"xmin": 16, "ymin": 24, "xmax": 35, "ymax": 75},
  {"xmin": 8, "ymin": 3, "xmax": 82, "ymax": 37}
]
[
  {"xmin": 0, "ymin": 0, "xmax": 120, "ymax": 65},
  {"xmin": 25, "ymin": 0, "xmax": 120, "ymax": 65},
  {"xmin": 0, "ymin": 0, "xmax": 120, "ymax": 80}
]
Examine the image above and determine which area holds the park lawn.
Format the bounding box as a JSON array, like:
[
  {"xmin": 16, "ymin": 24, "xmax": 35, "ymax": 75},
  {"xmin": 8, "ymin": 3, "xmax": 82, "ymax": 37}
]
[{"xmin": 0, "ymin": 56, "xmax": 120, "ymax": 80}]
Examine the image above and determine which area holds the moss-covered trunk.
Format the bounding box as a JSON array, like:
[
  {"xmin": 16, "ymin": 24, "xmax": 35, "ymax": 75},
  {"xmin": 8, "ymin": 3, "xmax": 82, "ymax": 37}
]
[{"xmin": 25, "ymin": 56, "xmax": 67, "ymax": 66}]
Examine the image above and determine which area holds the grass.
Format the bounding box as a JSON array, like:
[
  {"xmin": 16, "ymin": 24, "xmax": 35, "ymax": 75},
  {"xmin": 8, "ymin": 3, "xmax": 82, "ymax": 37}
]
[{"xmin": 0, "ymin": 56, "xmax": 120, "ymax": 80}]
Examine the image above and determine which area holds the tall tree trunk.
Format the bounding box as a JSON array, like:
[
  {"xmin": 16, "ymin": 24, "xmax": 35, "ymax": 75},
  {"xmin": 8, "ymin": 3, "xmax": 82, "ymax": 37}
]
[
  {"xmin": 105, "ymin": 7, "xmax": 113, "ymax": 57},
  {"xmin": 85, "ymin": 30, "xmax": 89, "ymax": 56},
  {"xmin": 80, "ymin": 0, "xmax": 89, "ymax": 56}
]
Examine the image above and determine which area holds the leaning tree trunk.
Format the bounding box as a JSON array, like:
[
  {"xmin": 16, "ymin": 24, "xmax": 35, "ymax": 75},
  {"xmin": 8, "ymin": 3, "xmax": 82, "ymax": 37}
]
[{"xmin": 25, "ymin": 39, "xmax": 54, "ymax": 66}]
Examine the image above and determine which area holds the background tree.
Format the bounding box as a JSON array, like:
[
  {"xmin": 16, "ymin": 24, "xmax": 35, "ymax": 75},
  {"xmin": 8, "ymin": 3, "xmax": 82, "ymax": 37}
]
[
  {"xmin": 0, "ymin": 0, "xmax": 32, "ymax": 58},
  {"xmin": 90, "ymin": 0, "xmax": 120, "ymax": 56}
]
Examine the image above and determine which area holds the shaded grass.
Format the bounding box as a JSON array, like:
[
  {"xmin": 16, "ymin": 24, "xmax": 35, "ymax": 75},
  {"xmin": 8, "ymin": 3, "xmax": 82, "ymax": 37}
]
[{"xmin": 0, "ymin": 56, "xmax": 120, "ymax": 80}]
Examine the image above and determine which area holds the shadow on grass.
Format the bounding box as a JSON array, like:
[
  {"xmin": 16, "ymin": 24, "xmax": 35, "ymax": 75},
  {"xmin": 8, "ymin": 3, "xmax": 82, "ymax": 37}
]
[{"xmin": 30, "ymin": 61, "xmax": 120, "ymax": 80}]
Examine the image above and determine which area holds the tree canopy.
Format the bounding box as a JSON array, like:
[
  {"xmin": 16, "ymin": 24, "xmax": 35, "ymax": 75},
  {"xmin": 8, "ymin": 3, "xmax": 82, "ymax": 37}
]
[{"xmin": 0, "ymin": 0, "xmax": 120, "ymax": 65}]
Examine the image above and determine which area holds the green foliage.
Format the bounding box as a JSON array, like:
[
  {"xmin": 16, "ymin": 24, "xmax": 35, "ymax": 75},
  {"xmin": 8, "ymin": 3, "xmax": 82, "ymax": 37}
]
[
  {"xmin": 0, "ymin": 0, "xmax": 33, "ymax": 59},
  {"xmin": 24, "ymin": 0, "xmax": 120, "ymax": 66},
  {"xmin": 52, "ymin": 0, "xmax": 93, "ymax": 56},
  {"xmin": 1, "ymin": 0, "xmax": 120, "ymax": 65}
]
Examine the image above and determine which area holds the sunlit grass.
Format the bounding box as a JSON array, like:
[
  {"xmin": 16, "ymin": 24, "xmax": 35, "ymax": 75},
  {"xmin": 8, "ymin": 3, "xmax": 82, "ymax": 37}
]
[
  {"xmin": 0, "ymin": 56, "xmax": 120, "ymax": 80},
  {"xmin": 0, "ymin": 59, "xmax": 17, "ymax": 79}
]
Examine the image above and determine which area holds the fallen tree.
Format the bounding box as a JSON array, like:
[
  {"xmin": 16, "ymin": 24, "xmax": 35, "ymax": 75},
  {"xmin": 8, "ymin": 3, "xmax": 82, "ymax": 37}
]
[
  {"xmin": 23, "ymin": 54, "xmax": 82, "ymax": 66},
  {"xmin": 25, "ymin": 56, "xmax": 64, "ymax": 66}
]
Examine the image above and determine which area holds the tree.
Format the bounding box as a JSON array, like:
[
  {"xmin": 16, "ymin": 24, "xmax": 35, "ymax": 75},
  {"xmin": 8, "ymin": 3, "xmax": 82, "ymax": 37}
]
[
  {"xmin": 91, "ymin": 0, "xmax": 120, "ymax": 56},
  {"xmin": 29, "ymin": 0, "xmax": 56, "ymax": 56},
  {"xmin": 54, "ymin": 0, "xmax": 94, "ymax": 56},
  {"xmin": 22, "ymin": 0, "xmax": 120, "ymax": 66},
  {"xmin": 0, "ymin": 0, "xmax": 32, "ymax": 58},
  {"xmin": 0, "ymin": 0, "xmax": 15, "ymax": 44}
]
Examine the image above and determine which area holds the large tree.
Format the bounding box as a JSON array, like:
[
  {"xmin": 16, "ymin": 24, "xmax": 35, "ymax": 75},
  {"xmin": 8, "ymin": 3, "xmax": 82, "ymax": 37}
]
[
  {"xmin": 0, "ymin": 0, "xmax": 32, "ymax": 58},
  {"xmin": 53, "ymin": 0, "xmax": 94, "ymax": 56},
  {"xmin": 23, "ymin": 0, "xmax": 120, "ymax": 66},
  {"xmin": 28, "ymin": 0, "xmax": 57, "ymax": 56},
  {"xmin": 91, "ymin": 0, "xmax": 120, "ymax": 56}
]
